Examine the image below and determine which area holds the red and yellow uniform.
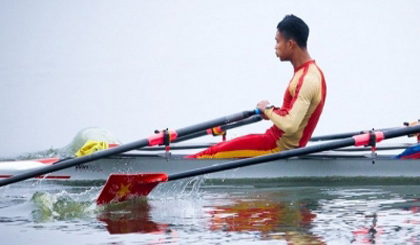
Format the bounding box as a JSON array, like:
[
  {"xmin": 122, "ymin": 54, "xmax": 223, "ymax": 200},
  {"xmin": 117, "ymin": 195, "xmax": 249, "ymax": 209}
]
[{"xmin": 187, "ymin": 60, "xmax": 326, "ymax": 159}]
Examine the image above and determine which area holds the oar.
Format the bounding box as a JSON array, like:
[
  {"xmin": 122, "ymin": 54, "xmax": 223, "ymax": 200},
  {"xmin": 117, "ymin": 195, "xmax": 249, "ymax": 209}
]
[
  {"xmin": 333, "ymin": 143, "xmax": 416, "ymax": 152},
  {"xmin": 136, "ymin": 143, "xmax": 216, "ymax": 151},
  {"xmin": 138, "ymin": 142, "xmax": 416, "ymax": 152},
  {"xmin": 310, "ymin": 127, "xmax": 402, "ymax": 142},
  {"xmin": 96, "ymin": 124, "xmax": 420, "ymax": 205},
  {"xmin": 138, "ymin": 115, "xmax": 262, "ymax": 151},
  {"xmin": 0, "ymin": 109, "xmax": 260, "ymax": 187},
  {"xmin": 172, "ymin": 115, "xmax": 263, "ymax": 143}
]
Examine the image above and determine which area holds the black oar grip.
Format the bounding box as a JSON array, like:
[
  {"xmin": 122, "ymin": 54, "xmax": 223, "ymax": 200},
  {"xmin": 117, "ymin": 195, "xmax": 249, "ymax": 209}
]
[{"xmin": 227, "ymin": 110, "xmax": 258, "ymax": 122}]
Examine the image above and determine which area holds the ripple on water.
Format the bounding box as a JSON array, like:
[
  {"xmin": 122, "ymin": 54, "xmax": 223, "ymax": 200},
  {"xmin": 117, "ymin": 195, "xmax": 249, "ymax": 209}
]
[{"xmin": 1, "ymin": 180, "xmax": 420, "ymax": 244}]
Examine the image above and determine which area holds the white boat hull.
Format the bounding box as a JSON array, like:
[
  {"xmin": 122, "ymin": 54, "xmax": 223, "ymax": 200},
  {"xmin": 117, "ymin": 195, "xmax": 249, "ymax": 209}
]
[{"xmin": 1, "ymin": 152, "xmax": 419, "ymax": 181}]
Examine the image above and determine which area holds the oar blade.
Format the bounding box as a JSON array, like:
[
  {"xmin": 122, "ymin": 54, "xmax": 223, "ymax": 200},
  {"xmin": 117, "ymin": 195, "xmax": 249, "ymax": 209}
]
[{"xmin": 96, "ymin": 173, "xmax": 168, "ymax": 205}]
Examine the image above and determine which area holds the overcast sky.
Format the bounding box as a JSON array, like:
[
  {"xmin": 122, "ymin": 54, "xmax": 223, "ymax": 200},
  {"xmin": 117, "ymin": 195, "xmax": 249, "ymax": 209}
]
[{"xmin": 1, "ymin": 1, "xmax": 419, "ymax": 157}]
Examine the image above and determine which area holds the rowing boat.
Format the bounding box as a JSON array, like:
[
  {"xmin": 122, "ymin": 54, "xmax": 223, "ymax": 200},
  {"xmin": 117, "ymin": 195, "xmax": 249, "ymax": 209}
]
[
  {"xmin": 1, "ymin": 121, "xmax": 419, "ymax": 182},
  {"xmin": 2, "ymin": 110, "xmax": 420, "ymax": 206},
  {"xmin": 1, "ymin": 149, "xmax": 419, "ymax": 181}
]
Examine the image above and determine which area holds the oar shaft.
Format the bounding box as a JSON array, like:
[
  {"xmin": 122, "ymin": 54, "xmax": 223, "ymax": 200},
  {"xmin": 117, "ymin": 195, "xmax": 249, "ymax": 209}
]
[
  {"xmin": 333, "ymin": 143, "xmax": 414, "ymax": 152},
  {"xmin": 173, "ymin": 115, "xmax": 263, "ymax": 143},
  {"xmin": 0, "ymin": 110, "xmax": 258, "ymax": 187},
  {"xmin": 310, "ymin": 127, "xmax": 400, "ymax": 141},
  {"xmin": 138, "ymin": 143, "xmax": 215, "ymax": 151},
  {"xmin": 383, "ymin": 126, "xmax": 419, "ymax": 138},
  {"xmin": 168, "ymin": 124, "xmax": 420, "ymax": 181},
  {"xmin": 175, "ymin": 110, "xmax": 256, "ymax": 136},
  {"xmin": 168, "ymin": 139, "xmax": 354, "ymax": 181}
]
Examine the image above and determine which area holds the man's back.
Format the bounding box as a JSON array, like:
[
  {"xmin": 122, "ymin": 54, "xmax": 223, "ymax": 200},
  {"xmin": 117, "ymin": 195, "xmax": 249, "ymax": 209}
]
[{"xmin": 265, "ymin": 60, "xmax": 326, "ymax": 150}]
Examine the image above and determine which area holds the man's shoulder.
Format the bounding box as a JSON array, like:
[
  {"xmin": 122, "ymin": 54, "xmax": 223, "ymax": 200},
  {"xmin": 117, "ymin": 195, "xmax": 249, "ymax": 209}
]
[{"xmin": 304, "ymin": 64, "xmax": 324, "ymax": 83}]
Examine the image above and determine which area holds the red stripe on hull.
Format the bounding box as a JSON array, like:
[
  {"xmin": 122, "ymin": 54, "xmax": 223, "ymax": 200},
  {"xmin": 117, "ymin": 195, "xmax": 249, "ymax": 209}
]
[{"xmin": 37, "ymin": 158, "xmax": 60, "ymax": 164}]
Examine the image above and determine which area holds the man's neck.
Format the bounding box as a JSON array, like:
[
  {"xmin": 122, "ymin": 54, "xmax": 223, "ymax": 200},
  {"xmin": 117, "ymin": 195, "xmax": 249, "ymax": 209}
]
[{"xmin": 290, "ymin": 49, "xmax": 312, "ymax": 70}]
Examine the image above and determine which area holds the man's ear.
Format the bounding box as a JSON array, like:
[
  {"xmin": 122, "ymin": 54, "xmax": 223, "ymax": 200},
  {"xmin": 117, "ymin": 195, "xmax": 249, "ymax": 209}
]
[{"xmin": 288, "ymin": 39, "xmax": 296, "ymax": 50}]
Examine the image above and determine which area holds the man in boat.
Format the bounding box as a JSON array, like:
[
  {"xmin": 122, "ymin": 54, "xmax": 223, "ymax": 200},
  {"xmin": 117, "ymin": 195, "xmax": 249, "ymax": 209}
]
[{"xmin": 187, "ymin": 14, "xmax": 327, "ymax": 159}]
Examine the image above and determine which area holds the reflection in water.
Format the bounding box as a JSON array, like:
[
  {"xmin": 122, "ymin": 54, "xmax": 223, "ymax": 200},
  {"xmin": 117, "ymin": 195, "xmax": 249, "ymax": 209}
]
[
  {"xmin": 207, "ymin": 197, "xmax": 325, "ymax": 244},
  {"xmin": 96, "ymin": 198, "xmax": 180, "ymax": 244},
  {"xmin": 208, "ymin": 200, "xmax": 314, "ymax": 231},
  {"xmin": 93, "ymin": 186, "xmax": 420, "ymax": 244},
  {"xmin": 313, "ymin": 187, "xmax": 420, "ymax": 244},
  {"xmin": 351, "ymin": 213, "xmax": 381, "ymax": 244},
  {"xmin": 94, "ymin": 192, "xmax": 326, "ymax": 244},
  {"xmin": 96, "ymin": 198, "xmax": 181, "ymax": 244},
  {"xmin": 97, "ymin": 198, "xmax": 165, "ymax": 234}
]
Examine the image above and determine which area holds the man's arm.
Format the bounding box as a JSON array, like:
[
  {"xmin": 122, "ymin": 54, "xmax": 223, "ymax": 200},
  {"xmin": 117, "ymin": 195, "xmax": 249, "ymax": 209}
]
[{"xmin": 263, "ymin": 74, "xmax": 319, "ymax": 134}]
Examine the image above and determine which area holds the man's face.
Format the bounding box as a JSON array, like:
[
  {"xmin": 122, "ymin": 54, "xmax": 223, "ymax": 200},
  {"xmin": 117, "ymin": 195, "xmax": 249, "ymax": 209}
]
[{"xmin": 274, "ymin": 31, "xmax": 291, "ymax": 61}]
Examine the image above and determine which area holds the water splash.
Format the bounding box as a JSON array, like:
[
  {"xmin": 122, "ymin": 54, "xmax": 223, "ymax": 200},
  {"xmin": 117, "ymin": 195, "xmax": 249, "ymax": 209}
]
[
  {"xmin": 6, "ymin": 127, "xmax": 121, "ymax": 160},
  {"xmin": 30, "ymin": 190, "xmax": 98, "ymax": 222},
  {"xmin": 148, "ymin": 176, "xmax": 205, "ymax": 200}
]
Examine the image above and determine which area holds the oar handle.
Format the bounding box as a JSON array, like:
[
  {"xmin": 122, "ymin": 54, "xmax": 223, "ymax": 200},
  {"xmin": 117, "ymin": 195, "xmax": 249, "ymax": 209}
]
[
  {"xmin": 168, "ymin": 124, "xmax": 420, "ymax": 181},
  {"xmin": 0, "ymin": 109, "xmax": 259, "ymax": 187}
]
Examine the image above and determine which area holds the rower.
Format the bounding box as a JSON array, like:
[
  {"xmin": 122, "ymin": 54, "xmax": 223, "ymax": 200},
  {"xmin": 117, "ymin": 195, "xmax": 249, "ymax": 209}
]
[{"xmin": 187, "ymin": 15, "xmax": 327, "ymax": 159}]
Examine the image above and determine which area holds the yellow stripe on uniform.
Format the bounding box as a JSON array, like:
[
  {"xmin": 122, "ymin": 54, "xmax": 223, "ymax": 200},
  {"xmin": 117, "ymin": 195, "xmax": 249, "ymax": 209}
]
[{"xmin": 197, "ymin": 148, "xmax": 280, "ymax": 159}]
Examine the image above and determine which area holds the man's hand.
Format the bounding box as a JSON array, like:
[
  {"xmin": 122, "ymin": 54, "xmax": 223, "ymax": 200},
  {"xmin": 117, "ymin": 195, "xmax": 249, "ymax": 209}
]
[
  {"xmin": 409, "ymin": 121, "xmax": 420, "ymax": 137},
  {"xmin": 256, "ymin": 100, "xmax": 270, "ymax": 111},
  {"xmin": 409, "ymin": 121, "xmax": 419, "ymax": 127},
  {"xmin": 256, "ymin": 100, "xmax": 271, "ymax": 120}
]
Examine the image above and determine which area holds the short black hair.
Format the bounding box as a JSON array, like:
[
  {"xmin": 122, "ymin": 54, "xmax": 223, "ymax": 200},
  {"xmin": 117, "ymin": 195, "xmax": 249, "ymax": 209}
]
[{"xmin": 277, "ymin": 15, "xmax": 309, "ymax": 48}]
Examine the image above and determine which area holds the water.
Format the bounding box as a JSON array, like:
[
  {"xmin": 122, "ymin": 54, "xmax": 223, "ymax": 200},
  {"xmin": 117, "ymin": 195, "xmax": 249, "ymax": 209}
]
[{"xmin": 1, "ymin": 178, "xmax": 420, "ymax": 244}]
